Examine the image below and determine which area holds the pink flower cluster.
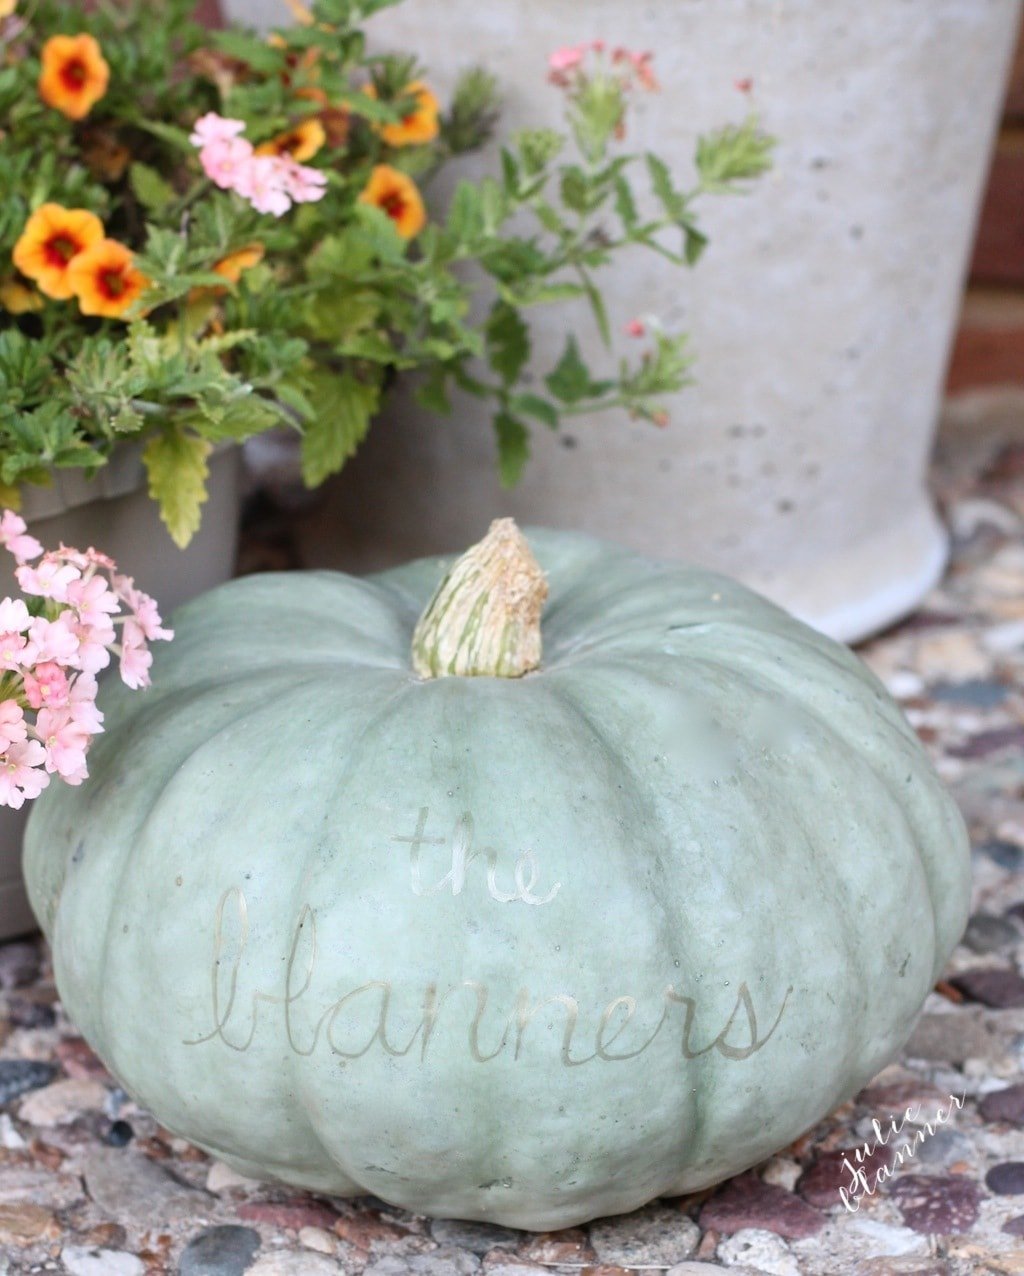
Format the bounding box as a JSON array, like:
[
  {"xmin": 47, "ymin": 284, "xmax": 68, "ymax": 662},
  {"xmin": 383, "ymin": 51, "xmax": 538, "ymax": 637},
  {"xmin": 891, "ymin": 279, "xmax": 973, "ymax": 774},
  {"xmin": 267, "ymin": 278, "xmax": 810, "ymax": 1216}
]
[
  {"xmin": 0, "ymin": 511, "xmax": 172, "ymax": 809},
  {"xmin": 548, "ymin": 42, "xmax": 658, "ymax": 92},
  {"xmin": 189, "ymin": 113, "xmax": 327, "ymax": 217}
]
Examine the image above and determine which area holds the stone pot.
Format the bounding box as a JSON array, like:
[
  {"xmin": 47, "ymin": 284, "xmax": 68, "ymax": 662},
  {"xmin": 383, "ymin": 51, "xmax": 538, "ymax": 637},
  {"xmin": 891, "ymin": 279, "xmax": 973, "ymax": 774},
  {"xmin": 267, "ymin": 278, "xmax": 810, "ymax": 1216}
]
[
  {"xmin": 227, "ymin": 0, "xmax": 1020, "ymax": 640},
  {"xmin": 0, "ymin": 443, "xmax": 242, "ymax": 940}
]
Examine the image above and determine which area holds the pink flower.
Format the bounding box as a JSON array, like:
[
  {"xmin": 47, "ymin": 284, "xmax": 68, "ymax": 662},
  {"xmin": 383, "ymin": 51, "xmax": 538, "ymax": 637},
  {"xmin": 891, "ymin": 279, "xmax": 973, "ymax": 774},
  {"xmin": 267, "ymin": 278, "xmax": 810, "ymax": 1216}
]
[
  {"xmin": 72, "ymin": 613, "xmax": 115, "ymax": 675},
  {"xmin": 27, "ymin": 613, "xmax": 79, "ymax": 664},
  {"xmin": 0, "ymin": 510, "xmax": 42, "ymax": 564},
  {"xmin": 549, "ymin": 45, "xmax": 586, "ymax": 74},
  {"xmin": 66, "ymin": 573, "xmax": 119, "ymax": 628},
  {"xmin": 0, "ymin": 598, "xmax": 30, "ymax": 632},
  {"xmin": 23, "ymin": 661, "xmax": 69, "ymax": 710},
  {"xmin": 200, "ymin": 135, "xmax": 255, "ymax": 190},
  {"xmin": 625, "ymin": 318, "xmax": 646, "ymax": 338},
  {"xmin": 56, "ymin": 545, "xmax": 117, "ymax": 572},
  {"xmin": 281, "ymin": 159, "xmax": 327, "ymax": 205},
  {"xmin": 189, "ymin": 112, "xmax": 247, "ymax": 147},
  {"xmin": 0, "ymin": 740, "xmax": 49, "ymax": 809},
  {"xmin": 0, "ymin": 700, "xmax": 27, "ymax": 753},
  {"xmin": 548, "ymin": 44, "xmax": 587, "ymax": 86},
  {"xmin": 119, "ymin": 633, "xmax": 153, "ymax": 690},
  {"xmin": 16, "ymin": 559, "xmax": 80, "ymax": 602},
  {"xmin": 68, "ymin": 673, "xmax": 104, "ymax": 735},
  {"xmin": 35, "ymin": 706, "xmax": 91, "ymax": 783},
  {"xmin": 115, "ymin": 577, "xmax": 173, "ymax": 642},
  {"xmin": 234, "ymin": 154, "xmax": 292, "ymax": 217}
]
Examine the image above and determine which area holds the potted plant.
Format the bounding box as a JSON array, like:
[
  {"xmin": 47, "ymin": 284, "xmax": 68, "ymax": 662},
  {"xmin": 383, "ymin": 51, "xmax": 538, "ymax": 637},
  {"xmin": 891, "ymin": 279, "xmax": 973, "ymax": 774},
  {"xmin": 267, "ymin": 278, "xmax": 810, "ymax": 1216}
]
[
  {"xmin": 0, "ymin": 0, "xmax": 771, "ymax": 935},
  {"xmin": 225, "ymin": 0, "xmax": 1022, "ymax": 641}
]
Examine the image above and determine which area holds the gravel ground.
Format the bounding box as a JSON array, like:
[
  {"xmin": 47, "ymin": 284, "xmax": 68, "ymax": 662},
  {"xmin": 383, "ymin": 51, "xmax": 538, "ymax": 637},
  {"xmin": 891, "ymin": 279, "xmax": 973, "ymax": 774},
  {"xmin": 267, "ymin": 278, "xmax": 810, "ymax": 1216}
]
[{"xmin": 3, "ymin": 394, "xmax": 1024, "ymax": 1275}]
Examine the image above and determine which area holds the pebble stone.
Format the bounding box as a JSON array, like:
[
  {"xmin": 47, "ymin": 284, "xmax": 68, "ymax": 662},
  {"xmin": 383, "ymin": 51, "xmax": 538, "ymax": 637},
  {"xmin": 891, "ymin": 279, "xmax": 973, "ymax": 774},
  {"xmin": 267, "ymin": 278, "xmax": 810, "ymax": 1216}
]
[
  {"xmin": 18, "ymin": 1076, "xmax": 107, "ymax": 1126},
  {"xmin": 247, "ymin": 1254, "xmax": 340, "ymax": 1275},
  {"xmin": 0, "ymin": 1058, "xmax": 58, "ymax": 1104},
  {"xmin": 889, "ymin": 1175, "xmax": 983, "ymax": 1234},
  {"xmin": 61, "ymin": 1247, "xmax": 146, "ymax": 1276},
  {"xmin": 716, "ymin": 1228, "xmax": 799, "ymax": 1276},
  {"xmin": 206, "ymin": 1160, "xmax": 263, "ymax": 1193},
  {"xmin": 912, "ymin": 1129, "xmax": 975, "ymax": 1168},
  {"xmin": 985, "ymin": 1162, "xmax": 1024, "ymax": 1195},
  {"xmin": 363, "ymin": 1251, "xmax": 481, "ymax": 1276},
  {"xmin": 980, "ymin": 1082, "xmax": 1024, "ymax": 1124},
  {"xmin": 962, "ymin": 912, "xmax": 1022, "ymax": 953},
  {"xmin": 700, "ymin": 1173, "xmax": 824, "ymax": 1238},
  {"xmin": 178, "ymin": 1225, "xmax": 262, "ymax": 1276},
  {"xmin": 949, "ymin": 967, "xmax": 1024, "ymax": 1008},
  {"xmin": 589, "ymin": 1204, "xmax": 701, "ymax": 1265},
  {"xmin": 0, "ymin": 1201, "xmax": 57, "ymax": 1245},
  {"xmin": 430, "ymin": 1218, "xmax": 520, "ymax": 1254},
  {"xmin": 85, "ymin": 1147, "xmax": 209, "ymax": 1225}
]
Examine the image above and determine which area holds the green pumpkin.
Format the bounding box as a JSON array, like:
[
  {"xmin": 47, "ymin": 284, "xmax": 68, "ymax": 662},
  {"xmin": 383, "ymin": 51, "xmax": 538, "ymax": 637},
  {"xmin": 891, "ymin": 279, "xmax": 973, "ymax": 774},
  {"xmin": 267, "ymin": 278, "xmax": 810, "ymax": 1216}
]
[{"xmin": 25, "ymin": 522, "xmax": 969, "ymax": 1229}]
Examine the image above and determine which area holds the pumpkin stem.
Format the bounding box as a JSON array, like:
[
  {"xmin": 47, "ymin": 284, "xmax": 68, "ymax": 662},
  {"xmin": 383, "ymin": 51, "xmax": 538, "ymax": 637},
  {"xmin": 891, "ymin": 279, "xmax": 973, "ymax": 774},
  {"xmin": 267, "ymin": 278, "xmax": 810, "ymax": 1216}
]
[{"xmin": 412, "ymin": 518, "xmax": 548, "ymax": 679}]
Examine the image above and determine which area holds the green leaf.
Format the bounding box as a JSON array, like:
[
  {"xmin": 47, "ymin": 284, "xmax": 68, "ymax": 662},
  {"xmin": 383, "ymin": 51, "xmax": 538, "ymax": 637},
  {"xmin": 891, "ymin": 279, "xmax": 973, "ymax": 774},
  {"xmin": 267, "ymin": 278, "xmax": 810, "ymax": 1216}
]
[
  {"xmin": 646, "ymin": 153, "xmax": 686, "ymax": 222},
  {"xmin": 684, "ymin": 224, "xmax": 709, "ymax": 265},
  {"xmin": 544, "ymin": 337, "xmax": 592, "ymax": 405},
  {"xmin": 484, "ymin": 302, "xmax": 529, "ymax": 386},
  {"xmin": 614, "ymin": 175, "xmax": 638, "ymax": 231},
  {"xmin": 300, "ymin": 368, "xmax": 380, "ymax": 486},
  {"xmin": 211, "ymin": 28, "xmax": 285, "ymax": 73},
  {"xmin": 130, "ymin": 163, "xmax": 174, "ymax": 213},
  {"xmin": 509, "ymin": 393, "xmax": 558, "ymax": 430},
  {"xmin": 446, "ymin": 180, "xmax": 484, "ymax": 246},
  {"xmin": 134, "ymin": 119, "xmax": 195, "ymax": 155},
  {"xmin": 494, "ymin": 410, "xmax": 529, "ymax": 487},
  {"xmin": 695, "ymin": 116, "xmax": 775, "ymax": 192},
  {"xmin": 559, "ymin": 165, "xmax": 590, "ymax": 214},
  {"xmin": 142, "ymin": 429, "xmax": 212, "ymax": 549}
]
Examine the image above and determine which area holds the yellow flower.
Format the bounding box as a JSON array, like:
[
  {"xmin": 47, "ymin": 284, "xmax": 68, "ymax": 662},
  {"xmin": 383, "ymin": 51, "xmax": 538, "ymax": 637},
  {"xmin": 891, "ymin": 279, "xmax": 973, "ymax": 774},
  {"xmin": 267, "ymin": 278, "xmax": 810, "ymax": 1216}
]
[
  {"xmin": 12, "ymin": 204, "xmax": 104, "ymax": 300},
  {"xmin": 38, "ymin": 34, "xmax": 110, "ymax": 121},
  {"xmin": 255, "ymin": 118, "xmax": 326, "ymax": 162},
  {"xmin": 358, "ymin": 164, "xmax": 426, "ymax": 239},
  {"xmin": 0, "ymin": 279, "xmax": 42, "ymax": 314},
  {"xmin": 0, "ymin": 0, "xmax": 17, "ymax": 18},
  {"xmin": 212, "ymin": 243, "xmax": 265, "ymax": 284},
  {"xmin": 365, "ymin": 81, "xmax": 440, "ymax": 148},
  {"xmin": 67, "ymin": 239, "xmax": 149, "ymax": 319}
]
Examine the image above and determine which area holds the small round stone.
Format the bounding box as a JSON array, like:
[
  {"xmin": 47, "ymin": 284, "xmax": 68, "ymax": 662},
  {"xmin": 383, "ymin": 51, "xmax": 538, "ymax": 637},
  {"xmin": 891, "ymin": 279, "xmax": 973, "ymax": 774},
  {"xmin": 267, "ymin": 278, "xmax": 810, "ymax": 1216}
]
[
  {"xmin": 962, "ymin": 913, "xmax": 1022, "ymax": 954},
  {"xmin": 0, "ymin": 1059, "xmax": 58, "ymax": 1105},
  {"xmin": 178, "ymin": 1224, "xmax": 261, "ymax": 1276},
  {"xmin": 980, "ymin": 1082, "xmax": 1024, "ymax": 1125},
  {"xmin": 103, "ymin": 1120, "xmax": 133, "ymax": 1148},
  {"xmin": 985, "ymin": 1162, "xmax": 1024, "ymax": 1196},
  {"xmin": 889, "ymin": 1175, "xmax": 982, "ymax": 1233}
]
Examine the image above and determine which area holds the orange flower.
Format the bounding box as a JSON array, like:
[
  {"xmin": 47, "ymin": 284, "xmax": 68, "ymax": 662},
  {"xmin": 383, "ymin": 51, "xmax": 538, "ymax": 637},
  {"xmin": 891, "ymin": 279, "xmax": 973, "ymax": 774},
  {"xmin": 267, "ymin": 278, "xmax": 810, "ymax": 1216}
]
[
  {"xmin": 38, "ymin": 34, "xmax": 110, "ymax": 121},
  {"xmin": 255, "ymin": 118, "xmax": 325, "ymax": 162},
  {"xmin": 67, "ymin": 239, "xmax": 149, "ymax": 319},
  {"xmin": 358, "ymin": 164, "xmax": 426, "ymax": 239},
  {"xmin": 12, "ymin": 204, "xmax": 104, "ymax": 300},
  {"xmin": 0, "ymin": 279, "xmax": 42, "ymax": 314},
  {"xmin": 212, "ymin": 243, "xmax": 265, "ymax": 284},
  {"xmin": 365, "ymin": 81, "xmax": 440, "ymax": 147}
]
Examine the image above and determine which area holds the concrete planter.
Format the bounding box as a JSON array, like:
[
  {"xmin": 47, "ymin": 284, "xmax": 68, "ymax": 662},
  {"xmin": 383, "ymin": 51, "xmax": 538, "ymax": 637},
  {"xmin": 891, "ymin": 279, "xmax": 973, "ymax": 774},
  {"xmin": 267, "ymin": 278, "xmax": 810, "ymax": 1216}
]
[
  {"xmin": 230, "ymin": 0, "xmax": 1019, "ymax": 639},
  {"xmin": 0, "ymin": 444, "xmax": 242, "ymax": 939}
]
